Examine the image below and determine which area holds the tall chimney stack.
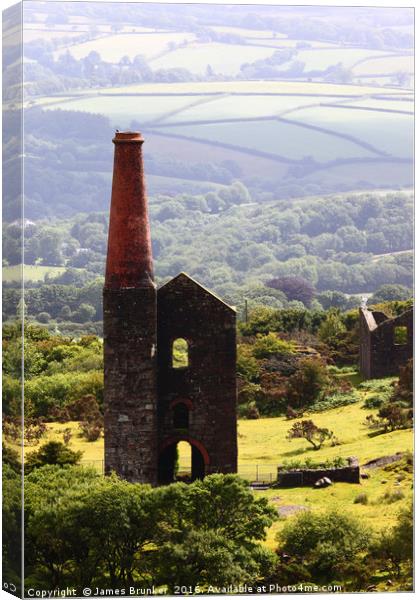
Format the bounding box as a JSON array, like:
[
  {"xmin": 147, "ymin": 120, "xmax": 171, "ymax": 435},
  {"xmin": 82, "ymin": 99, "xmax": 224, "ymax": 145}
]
[
  {"xmin": 103, "ymin": 131, "xmax": 158, "ymax": 484},
  {"xmin": 105, "ymin": 131, "xmax": 153, "ymax": 288}
]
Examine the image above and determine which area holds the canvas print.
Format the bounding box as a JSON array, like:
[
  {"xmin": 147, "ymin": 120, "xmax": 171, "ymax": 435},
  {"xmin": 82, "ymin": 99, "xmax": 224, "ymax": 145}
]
[{"xmin": 2, "ymin": 1, "xmax": 414, "ymax": 597}]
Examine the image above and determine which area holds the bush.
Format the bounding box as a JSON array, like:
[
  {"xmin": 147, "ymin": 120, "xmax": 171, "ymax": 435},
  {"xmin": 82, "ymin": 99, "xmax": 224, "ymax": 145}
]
[
  {"xmin": 370, "ymin": 504, "xmax": 413, "ymax": 581},
  {"xmin": 2, "ymin": 443, "xmax": 21, "ymax": 473},
  {"xmin": 282, "ymin": 456, "xmax": 346, "ymax": 471},
  {"xmin": 359, "ymin": 378, "xmax": 397, "ymax": 392},
  {"xmin": 25, "ymin": 441, "xmax": 82, "ymax": 474},
  {"xmin": 276, "ymin": 509, "xmax": 371, "ymax": 584},
  {"xmin": 287, "ymin": 419, "xmax": 335, "ymax": 450},
  {"xmin": 378, "ymin": 403, "xmax": 412, "ymax": 431},
  {"xmin": 79, "ymin": 419, "xmax": 103, "ymax": 441},
  {"xmin": 286, "ymin": 358, "xmax": 330, "ymax": 409},
  {"xmin": 246, "ymin": 402, "xmax": 260, "ymax": 419},
  {"xmin": 354, "ymin": 493, "xmax": 369, "ymax": 505},
  {"xmin": 310, "ymin": 391, "xmax": 359, "ymax": 412},
  {"xmin": 67, "ymin": 394, "xmax": 102, "ymax": 421},
  {"xmin": 252, "ymin": 333, "xmax": 294, "ymax": 359},
  {"xmin": 318, "ymin": 310, "xmax": 346, "ymax": 343},
  {"xmin": 62, "ymin": 428, "xmax": 72, "ymax": 445},
  {"xmin": 363, "ymin": 394, "xmax": 387, "ymax": 409},
  {"xmin": 380, "ymin": 490, "xmax": 405, "ymax": 504},
  {"xmin": 37, "ymin": 312, "xmax": 51, "ymax": 324},
  {"xmin": 237, "ymin": 344, "xmax": 260, "ymax": 381}
]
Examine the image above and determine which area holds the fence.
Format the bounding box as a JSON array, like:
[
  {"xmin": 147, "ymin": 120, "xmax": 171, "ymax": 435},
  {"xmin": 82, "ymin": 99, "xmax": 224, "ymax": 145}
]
[{"xmin": 80, "ymin": 460, "xmax": 278, "ymax": 484}]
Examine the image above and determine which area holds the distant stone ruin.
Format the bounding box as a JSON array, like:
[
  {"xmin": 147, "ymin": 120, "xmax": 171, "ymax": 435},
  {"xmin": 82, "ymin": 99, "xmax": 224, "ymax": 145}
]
[{"xmin": 359, "ymin": 306, "xmax": 413, "ymax": 379}]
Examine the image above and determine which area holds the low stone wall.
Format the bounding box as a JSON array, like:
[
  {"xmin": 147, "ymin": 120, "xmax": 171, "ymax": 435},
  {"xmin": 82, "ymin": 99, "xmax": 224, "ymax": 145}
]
[{"xmin": 276, "ymin": 463, "xmax": 360, "ymax": 487}]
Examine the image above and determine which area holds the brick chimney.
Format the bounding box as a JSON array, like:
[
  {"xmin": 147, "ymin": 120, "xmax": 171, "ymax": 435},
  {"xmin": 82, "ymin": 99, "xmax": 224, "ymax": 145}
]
[
  {"xmin": 105, "ymin": 131, "xmax": 154, "ymax": 289},
  {"xmin": 103, "ymin": 131, "xmax": 158, "ymax": 484}
]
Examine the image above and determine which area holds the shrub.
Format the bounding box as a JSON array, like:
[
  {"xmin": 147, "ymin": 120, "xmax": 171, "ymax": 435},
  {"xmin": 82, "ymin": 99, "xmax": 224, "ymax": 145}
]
[
  {"xmin": 62, "ymin": 428, "xmax": 72, "ymax": 445},
  {"xmin": 3, "ymin": 416, "xmax": 47, "ymax": 446},
  {"xmin": 370, "ymin": 504, "xmax": 413, "ymax": 580},
  {"xmin": 282, "ymin": 456, "xmax": 346, "ymax": 471},
  {"xmin": 287, "ymin": 420, "xmax": 335, "ymax": 450},
  {"xmin": 318, "ymin": 310, "xmax": 346, "ymax": 343},
  {"xmin": 37, "ymin": 312, "xmax": 51, "ymax": 324},
  {"xmin": 378, "ymin": 404, "xmax": 412, "ymax": 431},
  {"xmin": 2, "ymin": 443, "xmax": 21, "ymax": 473},
  {"xmin": 363, "ymin": 395, "xmax": 387, "ymax": 409},
  {"xmin": 286, "ymin": 358, "xmax": 329, "ymax": 409},
  {"xmin": 252, "ymin": 333, "xmax": 294, "ymax": 359},
  {"xmin": 79, "ymin": 419, "xmax": 103, "ymax": 442},
  {"xmin": 276, "ymin": 509, "xmax": 371, "ymax": 584},
  {"xmin": 354, "ymin": 493, "xmax": 369, "ymax": 505},
  {"xmin": 310, "ymin": 391, "xmax": 359, "ymax": 412},
  {"xmin": 66, "ymin": 394, "xmax": 102, "ymax": 421},
  {"xmin": 285, "ymin": 405, "xmax": 304, "ymax": 420},
  {"xmin": 359, "ymin": 378, "xmax": 397, "ymax": 392},
  {"xmin": 245, "ymin": 402, "xmax": 260, "ymax": 419},
  {"xmin": 380, "ymin": 490, "xmax": 405, "ymax": 504},
  {"xmin": 237, "ymin": 344, "xmax": 260, "ymax": 381},
  {"xmin": 25, "ymin": 441, "xmax": 82, "ymax": 474}
]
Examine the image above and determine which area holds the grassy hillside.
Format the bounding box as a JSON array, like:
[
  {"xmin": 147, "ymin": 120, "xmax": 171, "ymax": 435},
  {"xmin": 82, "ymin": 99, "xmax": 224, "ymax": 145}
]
[
  {"xmin": 15, "ymin": 396, "xmax": 413, "ymax": 549},
  {"xmin": 25, "ymin": 399, "xmax": 412, "ymax": 474}
]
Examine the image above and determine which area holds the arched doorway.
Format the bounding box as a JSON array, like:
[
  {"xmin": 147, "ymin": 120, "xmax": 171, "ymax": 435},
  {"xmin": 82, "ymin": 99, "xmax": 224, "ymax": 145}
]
[{"xmin": 158, "ymin": 438, "xmax": 209, "ymax": 484}]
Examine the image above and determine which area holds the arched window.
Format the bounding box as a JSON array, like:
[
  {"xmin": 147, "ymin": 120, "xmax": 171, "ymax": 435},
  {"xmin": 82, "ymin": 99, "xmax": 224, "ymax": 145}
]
[
  {"xmin": 173, "ymin": 403, "xmax": 189, "ymax": 429},
  {"xmin": 172, "ymin": 338, "xmax": 189, "ymax": 368}
]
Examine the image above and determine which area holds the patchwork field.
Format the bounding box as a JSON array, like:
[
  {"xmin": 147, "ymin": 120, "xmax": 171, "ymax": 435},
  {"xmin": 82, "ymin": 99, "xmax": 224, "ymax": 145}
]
[
  {"xmin": 150, "ymin": 42, "xmax": 278, "ymax": 76},
  {"xmin": 276, "ymin": 48, "xmax": 391, "ymax": 72},
  {"xmin": 53, "ymin": 31, "xmax": 197, "ymax": 62},
  {"xmin": 157, "ymin": 119, "xmax": 383, "ymax": 161},
  {"xmin": 39, "ymin": 78, "xmax": 413, "ymax": 181},
  {"xmin": 354, "ymin": 54, "xmax": 414, "ymax": 76}
]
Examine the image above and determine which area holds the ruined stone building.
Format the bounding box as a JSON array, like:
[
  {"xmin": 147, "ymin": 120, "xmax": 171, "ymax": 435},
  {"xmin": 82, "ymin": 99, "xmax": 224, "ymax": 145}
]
[
  {"xmin": 359, "ymin": 306, "xmax": 413, "ymax": 379},
  {"xmin": 103, "ymin": 131, "xmax": 238, "ymax": 484}
]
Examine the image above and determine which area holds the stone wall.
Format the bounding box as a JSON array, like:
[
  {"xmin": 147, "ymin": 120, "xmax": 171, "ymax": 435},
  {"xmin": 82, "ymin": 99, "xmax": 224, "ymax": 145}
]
[
  {"xmin": 276, "ymin": 464, "xmax": 360, "ymax": 487},
  {"xmin": 103, "ymin": 286, "xmax": 158, "ymax": 484},
  {"xmin": 359, "ymin": 307, "xmax": 413, "ymax": 379},
  {"xmin": 157, "ymin": 273, "xmax": 237, "ymax": 482}
]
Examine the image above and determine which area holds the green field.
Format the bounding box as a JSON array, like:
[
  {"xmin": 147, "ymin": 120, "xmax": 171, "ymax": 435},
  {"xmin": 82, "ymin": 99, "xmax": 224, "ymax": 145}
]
[
  {"xmin": 150, "ymin": 42, "xmax": 278, "ymax": 76},
  {"xmin": 278, "ymin": 48, "xmax": 390, "ymax": 72},
  {"xmin": 211, "ymin": 26, "xmax": 287, "ymax": 40},
  {"xmin": 67, "ymin": 80, "xmax": 412, "ymax": 97},
  {"xmin": 3, "ymin": 265, "xmax": 67, "ymax": 283},
  {"xmin": 157, "ymin": 120, "xmax": 379, "ymax": 161},
  {"xmin": 47, "ymin": 94, "xmax": 204, "ymax": 127},
  {"xmin": 290, "ymin": 106, "xmax": 413, "ymax": 158},
  {"xmin": 53, "ymin": 31, "xmax": 197, "ymax": 62},
  {"xmin": 343, "ymin": 98, "xmax": 414, "ymax": 113},
  {"xmin": 354, "ymin": 54, "xmax": 414, "ymax": 76},
  {"xmin": 162, "ymin": 94, "xmax": 347, "ymax": 122}
]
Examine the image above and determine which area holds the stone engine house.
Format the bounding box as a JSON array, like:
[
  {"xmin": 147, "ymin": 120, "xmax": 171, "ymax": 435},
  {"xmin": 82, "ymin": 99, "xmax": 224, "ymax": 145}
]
[
  {"xmin": 359, "ymin": 306, "xmax": 413, "ymax": 379},
  {"xmin": 103, "ymin": 131, "xmax": 237, "ymax": 485}
]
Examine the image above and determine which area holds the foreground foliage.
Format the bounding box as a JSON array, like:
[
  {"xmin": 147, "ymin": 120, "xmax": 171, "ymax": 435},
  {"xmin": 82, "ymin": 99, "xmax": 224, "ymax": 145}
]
[{"xmin": 13, "ymin": 468, "xmax": 277, "ymax": 592}]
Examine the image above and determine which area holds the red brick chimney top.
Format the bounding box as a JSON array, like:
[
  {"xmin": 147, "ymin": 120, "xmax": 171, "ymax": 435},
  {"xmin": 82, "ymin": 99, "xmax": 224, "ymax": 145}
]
[
  {"xmin": 113, "ymin": 131, "xmax": 144, "ymax": 143},
  {"xmin": 105, "ymin": 131, "xmax": 154, "ymax": 289}
]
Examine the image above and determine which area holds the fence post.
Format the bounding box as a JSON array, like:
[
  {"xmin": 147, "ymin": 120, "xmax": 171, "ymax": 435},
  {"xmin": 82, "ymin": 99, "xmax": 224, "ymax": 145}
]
[{"xmin": 256, "ymin": 464, "xmax": 259, "ymax": 482}]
